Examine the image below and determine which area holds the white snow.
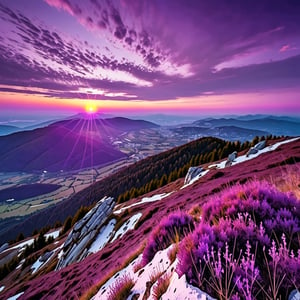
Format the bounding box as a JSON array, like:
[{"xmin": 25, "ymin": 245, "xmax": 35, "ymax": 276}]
[
  {"xmin": 210, "ymin": 137, "xmax": 300, "ymax": 169},
  {"xmin": 4, "ymin": 229, "xmax": 61, "ymax": 254},
  {"xmin": 88, "ymin": 219, "xmax": 116, "ymax": 253},
  {"xmin": 8, "ymin": 238, "xmax": 34, "ymax": 252},
  {"xmin": 45, "ymin": 229, "xmax": 61, "ymax": 240},
  {"xmin": 114, "ymin": 193, "xmax": 172, "ymax": 214},
  {"xmin": 0, "ymin": 286, "xmax": 4, "ymax": 292},
  {"xmin": 94, "ymin": 244, "xmax": 213, "ymax": 300},
  {"xmin": 181, "ymin": 170, "xmax": 209, "ymax": 189},
  {"xmin": 162, "ymin": 272, "xmax": 213, "ymax": 300},
  {"xmin": 16, "ymin": 259, "xmax": 25, "ymax": 270},
  {"xmin": 31, "ymin": 251, "xmax": 55, "ymax": 274},
  {"xmin": 111, "ymin": 213, "xmax": 142, "ymax": 242},
  {"xmin": 31, "ymin": 203, "xmax": 47, "ymax": 208},
  {"xmin": 7, "ymin": 292, "xmax": 24, "ymax": 300}
]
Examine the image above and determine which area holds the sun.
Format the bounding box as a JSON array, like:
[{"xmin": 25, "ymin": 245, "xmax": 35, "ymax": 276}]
[{"xmin": 85, "ymin": 102, "xmax": 98, "ymax": 114}]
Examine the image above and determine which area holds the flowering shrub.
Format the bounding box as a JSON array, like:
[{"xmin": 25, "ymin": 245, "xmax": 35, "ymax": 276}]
[
  {"xmin": 142, "ymin": 211, "xmax": 194, "ymax": 265},
  {"xmin": 107, "ymin": 273, "xmax": 135, "ymax": 300},
  {"xmin": 176, "ymin": 181, "xmax": 300, "ymax": 299}
]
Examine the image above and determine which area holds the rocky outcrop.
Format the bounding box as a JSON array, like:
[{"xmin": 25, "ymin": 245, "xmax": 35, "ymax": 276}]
[
  {"xmin": 225, "ymin": 151, "xmax": 238, "ymax": 167},
  {"xmin": 184, "ymin": 167, "xmax": 203, "ymax": 185},
  {"xmin": 56, "ymin": 197, "xmax": 115, "ymax": 270},
  {"xmin": 254, "ymin": 140, "xmax": 266, "ymax": 150},
  {"xmin": 246, "ymin": 140, "xmax": 266, "ymax": 157}
]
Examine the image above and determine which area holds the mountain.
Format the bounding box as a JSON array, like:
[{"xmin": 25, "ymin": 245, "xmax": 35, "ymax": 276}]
[
  {"xmin": 193, "ymin": 116, "xmax": 300, "ymax": 136},
  {"xmin": 1, "ymin": 137, "xmax": 299, "ymax": 299},
  {"xmin": 0, "ymin": 125, "xmax": 19, "ymax": 136},
  {"xmin": 171, "ymin": 125, "xmax": 269, "ymax": 141},
  {"xmin": 0, "ymin": 117, "xmax": 158, "ymax": 172}
]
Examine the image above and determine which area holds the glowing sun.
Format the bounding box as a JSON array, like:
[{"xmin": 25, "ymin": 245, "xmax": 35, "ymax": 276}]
[{"xmin": 85, "ymin": 102, "xmax": 98, "ymax": 114}]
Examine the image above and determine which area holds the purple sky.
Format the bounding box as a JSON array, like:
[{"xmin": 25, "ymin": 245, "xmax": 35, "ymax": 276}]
[{"xmin": 0, "ymin": 0, "xmax": 299, "ymax": 115}]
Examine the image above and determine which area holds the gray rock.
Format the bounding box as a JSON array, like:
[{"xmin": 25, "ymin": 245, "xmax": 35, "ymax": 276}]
[
  {"xmin": 40, "ymin": 251, "xmax": 53, "ymax": 262},
  {"xmin": 225, "ymin": 151, "xmax": 238, "ymax": 167},
  {"xmin": 246, "ymin": 147, "xmax": 258, "ymax": 157},
  {"xmin": 0, "ymin": 243, "xmax": 9, "ymax": 253},
  {"xmin": 254, "ymin": 140, "xmax": 266, "ymax": 150},
  {"xmin": 184, "ymin": 167, "xmax": 203, "ymax": 185},
  {"xmin": 56, "ymin": 196, "xmax": 115, "ymax": 270},
  {"xmin": 228, "ymin": 151, "xmax": 237, "ymax": 162}
]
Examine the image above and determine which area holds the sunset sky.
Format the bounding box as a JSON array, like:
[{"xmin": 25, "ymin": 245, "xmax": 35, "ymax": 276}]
[{"xmin": 0, "ymin": 0, "xmax": 299, "ymax": 117}]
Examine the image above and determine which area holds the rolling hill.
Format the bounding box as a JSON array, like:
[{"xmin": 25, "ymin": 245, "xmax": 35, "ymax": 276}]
[
  {"xmin": 0, "ymin": 117, "xmax": 158, "ymax": 173},
  {"xmin": 193, "ymin": 116, "xmax": 300, "ymax": 136}
]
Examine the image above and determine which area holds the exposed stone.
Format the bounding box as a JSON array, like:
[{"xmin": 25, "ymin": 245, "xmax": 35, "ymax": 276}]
[
  {"xmin": 254, "ymin": 140, "xmax": 266, "ymax": 150},
  {"xmin": 0, "ymin": 243, "xmax": 8, "ymax": 253},
  {"xmin": 184, "ymin": 167, "xmax": 203, "ymax": 185},
  {"xmin": 225, "ymin": 151, "xmax": 238, "ymax": 167},
  {"xmin": 56, "ymin": 196, "xmax": 115, "ymax": 270},
  {"xmin": 246, "ymin": 147, "xmax": 258, "ymax": 157},
  {"xmin": 40, "ymin": 251, "xmax": 53, "ymax": 262}
]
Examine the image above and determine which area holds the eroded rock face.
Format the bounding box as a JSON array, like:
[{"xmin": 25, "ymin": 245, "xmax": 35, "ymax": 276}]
[
  {"xmin": 56, "ymin": 197, "xmax": 115, "ymax": 270},
  {"xmin": 184, "ymin": 167, "xmax": 203, "ymax": 185}
]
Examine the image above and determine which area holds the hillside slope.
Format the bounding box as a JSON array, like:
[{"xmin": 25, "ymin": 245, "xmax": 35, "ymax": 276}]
[
  {"xmin": 0, "ymin": 117, "xmax": 158, "ymax": 173},
  {"xmin": 1, "ymin": 137, "xmax": 299, "ymax": 300}
]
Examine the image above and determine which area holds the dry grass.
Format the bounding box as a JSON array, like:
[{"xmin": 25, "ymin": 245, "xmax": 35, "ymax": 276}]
[
  {"xmin": 267, "ymin": 167, "xmax": 300, "ymax": 199},
  {"xmin": 167, "ymin": 243, "xmax": 179, "ymax": 264},
  {"xmin": 107, "ymin": 273, "xmax": 135, "ymax": 300},
  {"xmin": 152, "ymin": 272, "xmax": 172, "ymax": 300},
  {"xmin": 80, "ymin": 244, "xmax": 144, "ymax": 300}
]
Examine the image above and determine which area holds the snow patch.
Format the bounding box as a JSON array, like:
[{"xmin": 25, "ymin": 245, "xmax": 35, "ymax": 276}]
[
  {"xmin": 181, "ymin": 170, "xmax": 209, "ymax": 189},
  {"xmin": 111, "ymin": 213, "xmax": 142, "ymax": 242},
  {"xmin": 94, "ymin": 244, "xmax": 213, "ymax": 300},
  {"xmin": 31, "ymin": 252, "xmax": 54, "ymax": 274},
  {"xmin": 45, "ymin": 229, "xmax": 61, "ymax": 240},
  {"xmin": 210, "ymin": 137, "xmax": 300, "ymax": 169},
  {"xmin": 88, "ymin": 219, "xmax": 116, "ymax": 253},
  {"xmin": 7, "ymin": 292, "xmax": 24, "ymax": 300},
  {"xmin": 16, "ymin": 259, "xmax": 25, "ymax": 270},
  {"xmin": 114, "ymin": 193, "xmax": 172, "ymax": 214},
  {"xmin": 163, "ymin": 272, "xmax": 213, "ymax": 300}
]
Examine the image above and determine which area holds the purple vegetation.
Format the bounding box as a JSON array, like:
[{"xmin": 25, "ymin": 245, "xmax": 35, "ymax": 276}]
[
  {"xmin": 142, "ymin": 211, "xmax": 194, "ymax": 265},
  {"xmin": 176, "ymin": 181, "xmax": 300, "ymax": 299}
]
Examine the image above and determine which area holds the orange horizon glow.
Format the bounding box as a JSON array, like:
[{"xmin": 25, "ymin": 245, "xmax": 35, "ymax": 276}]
[{"xmin": 0, "ymin": 90, "xmax": 299, "ymax": 115}]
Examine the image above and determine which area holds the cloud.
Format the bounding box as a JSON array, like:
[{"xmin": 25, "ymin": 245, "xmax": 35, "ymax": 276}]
[{"xmin": 0, "ymin": 0, "xmax": 300, "ymax": 103}]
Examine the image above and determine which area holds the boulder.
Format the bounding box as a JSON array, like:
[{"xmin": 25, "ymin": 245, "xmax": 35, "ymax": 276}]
[
  {"xmin": 254, "ymin": 140, "xmax": 266, "ymax": 150},
  {"xmin": 184, "ymin": 167, "xmax": 203, "ymax": 185},
  {"xmin": 225, "ymin": 151, "xmax": 238, "ymax": 167},
  {"xmin": 246, "ymin": 147, "xmax": 258, "ymax": 157},
  {"xmin": 56, "ymin": 196, "xmax": 115, "ymax": 270}
]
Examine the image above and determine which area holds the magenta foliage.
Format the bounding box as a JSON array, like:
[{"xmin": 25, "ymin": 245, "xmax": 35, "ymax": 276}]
[
  {"xmin": 142, "ymin": 211, "xmax": 194, "ymax": 265},
  {"xmin": 176, "ymin": 180, "xmax": 300, "ymax": 299}
]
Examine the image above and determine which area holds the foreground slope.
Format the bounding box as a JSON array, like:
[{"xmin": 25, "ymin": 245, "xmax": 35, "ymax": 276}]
[{"xmin": 1, "ymin": 137, "xmax": 299, "ymax": 300}]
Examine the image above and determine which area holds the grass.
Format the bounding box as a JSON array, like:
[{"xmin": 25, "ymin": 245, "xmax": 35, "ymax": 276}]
[
  {"xmin": 80, "ymin": 244, "xmax": 144, "ymax": 300},
  {"xmin": 152, "ymin": 273, "xmax": 172, "ymax": 300},
  {"xmin": 167, "ymin": 243, "xmax": 179, "ymax": 264},
  {"xmin": 267, "ymin": 167, "xmax": 300, "ymax": 199},
  {"xmin": 107, "ymin": 273, "xmax": 135, "ymax": 300}
]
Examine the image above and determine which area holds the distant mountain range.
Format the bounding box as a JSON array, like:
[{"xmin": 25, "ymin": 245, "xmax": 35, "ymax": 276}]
[
  {"xmin": 0, "ymin": 125, "xmax": 20, "ymax": 136},
  {"xmin": 0, "ymin": 117, "xmax": 158, "ymax": 172},
  {"xmin": 193, "ymin": 116, "xmax": 300, "ymax": 136}
]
